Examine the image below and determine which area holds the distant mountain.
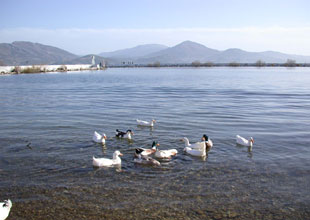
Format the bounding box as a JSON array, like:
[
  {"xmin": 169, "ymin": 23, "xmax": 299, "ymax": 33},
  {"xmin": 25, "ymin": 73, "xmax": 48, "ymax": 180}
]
[
  {"xmin": 136, "ymin": 41, "xmax": 220, "ymax": 64},
  {"xmin": 208, "ymin": 48, "xmax": 310, "ymax": 63},
  {"xmin": 99, "ymin": 44, "xmax": 168, "ymax": 58},
  {"xmin": 0, "ymin": 41, "xmax": 78, "ymax": 65}
]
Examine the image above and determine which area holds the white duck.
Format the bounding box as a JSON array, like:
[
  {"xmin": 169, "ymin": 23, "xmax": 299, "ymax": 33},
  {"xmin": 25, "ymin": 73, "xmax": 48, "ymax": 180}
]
[
  {"xmin": 134, "ymin": 149, "xmax": 161, "ymax": 166},
  {"xmin": 136, "ymin": 119, "xmax": 156, "ymax": 127},
  {"xmin": 135, "ymin": 141, "xmax": 158, "ymax": 157},
  {"xmin": 92, "ymin": 150, "xmax": 123, "ymax": 167},
  {"xmin": 183, "ymin": 135, "xmax": 212, "ymax": 157},
  {"xmin": 153, "ymin": 142, "xmax": 178, "ymax": 159},
  {"xmin": 184, "ymin": 146, "xmax": 206, "ymax": 157},
  {"xmin": 0, "ymin": 199, "xmax": 12, "ymax": 220},
  {"xmin": 236, "ymin": 135, "xmax": 254, "ymax": 147},
  {"xmin": 182, "ymin": 137, "xmax": 205, "ymax": 150},
  {"xmin": 93, "ymin": 131, "xmax": 107, "ymax": 144},
  {"xmin": 115, "ymin": 129, "xmax": 133, "ymax": 140}
]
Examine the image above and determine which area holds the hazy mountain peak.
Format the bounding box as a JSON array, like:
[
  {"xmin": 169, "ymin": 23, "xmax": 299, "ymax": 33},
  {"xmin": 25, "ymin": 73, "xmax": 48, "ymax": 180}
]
[
  {"xmin": 137, "ymin": 40, "xmax": 220, "ymax": 64},
  {"xmin": 177, "ymin": 40, "xmax": 205, "ymax": 47}
]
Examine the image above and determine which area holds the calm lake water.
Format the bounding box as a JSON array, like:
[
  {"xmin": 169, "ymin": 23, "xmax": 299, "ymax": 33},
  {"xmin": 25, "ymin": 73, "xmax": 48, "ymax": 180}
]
[{"xmin": 0, "ymin": 67, "xmax": 309, "ymax": 219}]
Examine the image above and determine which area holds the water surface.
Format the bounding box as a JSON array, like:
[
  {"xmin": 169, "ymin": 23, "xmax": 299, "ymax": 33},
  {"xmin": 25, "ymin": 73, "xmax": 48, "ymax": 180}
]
[{"xmin": 0, "ymin": 67, "xmax": 309, "ymax": 219}]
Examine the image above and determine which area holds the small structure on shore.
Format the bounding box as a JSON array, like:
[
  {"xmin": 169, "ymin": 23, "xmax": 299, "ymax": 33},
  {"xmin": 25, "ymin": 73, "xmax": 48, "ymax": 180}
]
[{"xmin": 91, "ymin": 56, "xmax": 95, "ymax": 66}]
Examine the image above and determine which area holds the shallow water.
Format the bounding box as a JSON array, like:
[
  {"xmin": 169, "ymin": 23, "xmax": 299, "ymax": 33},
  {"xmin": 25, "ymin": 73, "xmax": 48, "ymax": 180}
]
[{"xmin": 0, "ymin": 67, "xmax": 310, "ymax": 219}]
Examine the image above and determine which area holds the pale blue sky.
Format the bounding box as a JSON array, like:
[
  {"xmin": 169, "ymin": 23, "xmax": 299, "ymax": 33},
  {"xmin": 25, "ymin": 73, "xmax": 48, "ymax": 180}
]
[{"xmin": 1, "ymin": 0, "xmax": 310, "ymax": 55}]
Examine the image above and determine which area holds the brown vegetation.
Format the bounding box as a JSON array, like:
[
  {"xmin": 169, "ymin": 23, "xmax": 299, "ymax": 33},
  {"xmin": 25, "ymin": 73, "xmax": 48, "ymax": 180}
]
[
  {"xmin": 284, "ymin": 59, "xmax": 296, "ymax": 67},
  {"xmin": 148, "ymin": 61, "xmax": 161, "ymax": 67},
  {"xmin": 57, "ymin": 65, "xmax": 68, "ymax": 72},
  {"xmin": 256, "ymin": 60, "xmax": 266, "ymax": 67},
  {"xmin": 228, "ymin": 62, "xmax": 240, "ymax": 67}
]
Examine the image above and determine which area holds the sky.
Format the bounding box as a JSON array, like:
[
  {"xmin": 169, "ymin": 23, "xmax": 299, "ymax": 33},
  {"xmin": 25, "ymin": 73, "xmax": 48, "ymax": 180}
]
[{"xmin": 0, "ymin": 0, "xmax": 310, "ymax": 55}]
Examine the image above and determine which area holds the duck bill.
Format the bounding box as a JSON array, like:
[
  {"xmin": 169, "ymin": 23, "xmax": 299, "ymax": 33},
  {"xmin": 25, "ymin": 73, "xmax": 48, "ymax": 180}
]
[{"xmin": 119, "ymin": 153, "xmax": 123, "ymax": 157}]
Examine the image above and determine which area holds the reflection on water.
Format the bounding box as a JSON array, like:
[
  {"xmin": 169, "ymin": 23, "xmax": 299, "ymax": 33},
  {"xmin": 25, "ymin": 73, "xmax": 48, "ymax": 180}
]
[
  {"xmin": 235, "ymin": 143, "xmax": 253, "ymax": 158},
  {"xmin": 92, "ymin": 164, "xmax": 122, "ymax": 173},
  {"xmin": 0, "ymin": 67, "xmax": 310, "ymax": 219}
]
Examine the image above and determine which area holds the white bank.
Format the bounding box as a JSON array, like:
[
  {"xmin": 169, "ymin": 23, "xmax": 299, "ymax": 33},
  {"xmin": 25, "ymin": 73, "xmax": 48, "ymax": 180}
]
[{"xmin": 0, "ymin": 64, "xmax": 100, "ymax": 74}]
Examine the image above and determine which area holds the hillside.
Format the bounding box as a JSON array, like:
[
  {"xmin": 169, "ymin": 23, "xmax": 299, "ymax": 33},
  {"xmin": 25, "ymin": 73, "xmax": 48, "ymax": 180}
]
[
  {"xmin": 99, "ymin": 44, "xmax": 168, "ymax": 58},
  {"xmin": 136, "ymin": 41, "xmax": 220, "ymax": 64},
  {"xmin": 0, "ymin": 41, "xmax": 78, "ymax": 65}
]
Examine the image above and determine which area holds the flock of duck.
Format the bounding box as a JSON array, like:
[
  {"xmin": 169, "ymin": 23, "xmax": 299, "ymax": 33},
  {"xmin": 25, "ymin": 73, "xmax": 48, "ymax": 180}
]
[
  {"xmin": 91, "ymin": 119, "xmax": 254, "ymax": 167},
  {"xmin": 0, "ymin": 119, "xmax": 254, "ymax": 220}
]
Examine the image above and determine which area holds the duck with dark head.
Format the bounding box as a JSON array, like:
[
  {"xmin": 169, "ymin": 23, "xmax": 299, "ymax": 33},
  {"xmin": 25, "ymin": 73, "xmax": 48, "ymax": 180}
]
[
  {"xmin": 134, "ymin": 148, "xmax": 161, "ymax": 166},
  {"xmin": 134, "ymin": 141, "xmax": 158, "ymax": 157},
  {"xmin": 202, "ymin": 134, "xmax": 213, "ymax": 151},
  {"xmin": 115, "ymin": 129, "xmax": 134, "ymax": 140}
]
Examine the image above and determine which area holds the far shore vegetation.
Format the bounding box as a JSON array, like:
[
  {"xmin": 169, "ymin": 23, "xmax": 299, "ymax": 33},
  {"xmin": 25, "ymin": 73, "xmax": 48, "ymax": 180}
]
[
  {"xmin": 126, "ymin": 59, "xmax": 307, "ymax": 68},
  {"xmin": 118, "ymin": 59, "xmax": 308, "ymax": 68},
  {"xmin": 143, "ymin": 59, "xmax": 310, "ymax": 67}
]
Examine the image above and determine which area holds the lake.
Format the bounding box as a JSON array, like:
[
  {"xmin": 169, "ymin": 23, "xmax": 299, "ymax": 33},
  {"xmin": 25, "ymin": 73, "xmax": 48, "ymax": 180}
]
[{"xmin": 0, "ymin": 67, "xmax": 309, "ymax": 219}]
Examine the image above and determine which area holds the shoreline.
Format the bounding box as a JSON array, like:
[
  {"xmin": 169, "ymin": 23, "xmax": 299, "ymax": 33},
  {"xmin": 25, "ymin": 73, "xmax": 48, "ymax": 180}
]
[
  {"xmin": 0, "ymin": 64, "xmax": 104, "ymax": 75},
  {"xmin": 1, "ymin": 63, "xmax": 310, "ymax": 75},
  {"xmin": 110, "ymin": 62, "xmax": 310, "ymax": 68}
]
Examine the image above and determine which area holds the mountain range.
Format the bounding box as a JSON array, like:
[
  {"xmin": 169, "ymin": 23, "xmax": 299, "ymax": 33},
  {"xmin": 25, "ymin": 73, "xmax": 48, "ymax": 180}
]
[
  {"xmin": 125, "ymin": 41, "xmax": 310, "ymax": 64},
  {"xmin": 1, "ymin": 40, "xmax": 310, "ymax": 66}
]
